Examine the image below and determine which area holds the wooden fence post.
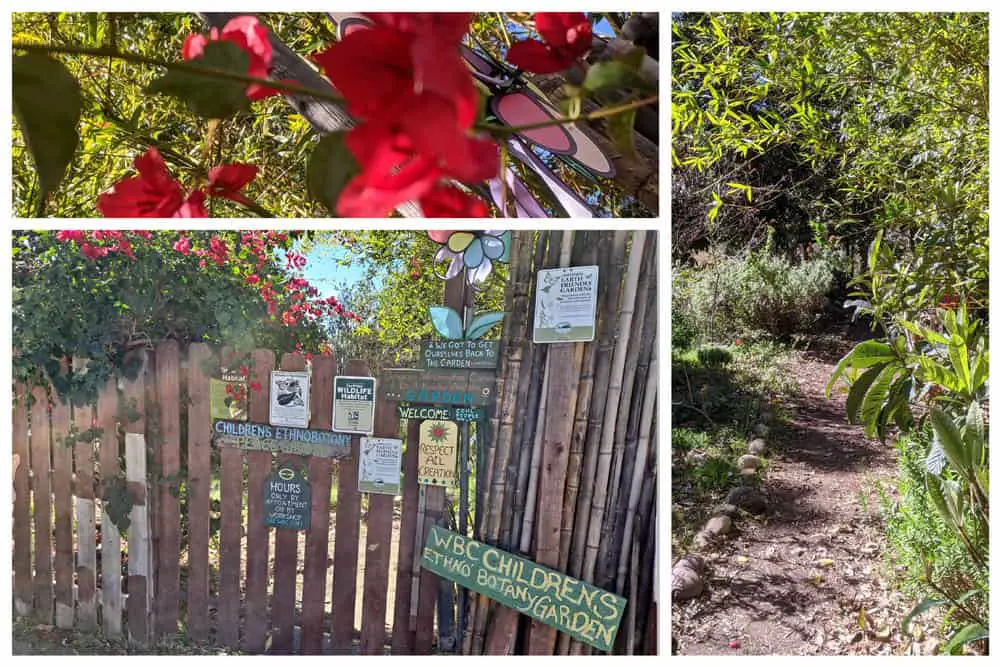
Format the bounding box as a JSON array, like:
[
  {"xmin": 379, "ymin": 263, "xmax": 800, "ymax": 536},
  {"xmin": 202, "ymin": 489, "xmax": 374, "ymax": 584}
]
[
  {"xmin": 124, "ymin": 361, "xmax": 152, "ymax": 647},
  {"xmin": 51, "ymin": 394, "xmax": 74, "ymax": 629},
  {"xmin": 30, "ymin": 386, "xmax": 54, "ymax": 624},
  {"xmin": 185, "ymin": 343, "xmax": 213, "ymax": 641},
  {"xmin": 12, "ymin": 386, "xmax": 32, "ymax": 618},
  {"xmin": 72, "ymin": 396, "xmax": 98, "ymax": 632},
  {"xmin": 97, "ymin": 380, "xmax": 123, "ymax": 638}
]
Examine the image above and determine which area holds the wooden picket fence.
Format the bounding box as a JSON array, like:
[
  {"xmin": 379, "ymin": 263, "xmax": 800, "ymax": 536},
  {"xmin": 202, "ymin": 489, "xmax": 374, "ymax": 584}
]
[{"xmin": 11, "ymin": 343, "xmax": 449, "ymax": 654}]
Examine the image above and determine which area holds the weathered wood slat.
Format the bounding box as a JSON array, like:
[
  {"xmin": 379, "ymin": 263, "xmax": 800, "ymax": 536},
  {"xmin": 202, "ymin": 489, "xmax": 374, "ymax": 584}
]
[
  {"xmin": 414, "ymin": 486, "xmax": 445, "ymax": 654},
  {"xmin": 97, "ymin": 379, "xmax": 123, "ymax": 638},
  {"xmin": 73, "ymin": 398, "xmax": 98, "ymax": 631},
  {"xmin": 244, "ymin": 348, "xmax": 276, "ymax": 652},
  {"xmin": 300, "ymin": 355, "xmax": 337, "ymax": 655},
  {"xmin": 390, "ymin": 418, "xmax": 421, "ymax": 654},
  {"xmin": 123, "ymin": 365, "xmax": 152, "ymax": 647},
  {"xmin": 330, "ymin": 359, "xmax": 367, "ymax": 652},
  {"xmin": 185, "ymin": 343, "xmax": 213, "ymax": 641},
  {"xmin": 270, "ymin": 352, "xmax": 307, "ymax": 654},
  {"xmin": 51, "ymin": 393, "xmax": 74, "ymax": 629},
  {"xmin": 13, "ymin": 385, "xmax": 33, "ymax": 617},
  {"xmin": 30, "ymin": 386, "xmax": 54, "ymax": 623},
  {"xmin": 217, "ymin": 348, "xmax": 244, "ymax": 649},
  {"xmin": 154, "ymin": 341, "xmax": 182, "ymax": 637}
]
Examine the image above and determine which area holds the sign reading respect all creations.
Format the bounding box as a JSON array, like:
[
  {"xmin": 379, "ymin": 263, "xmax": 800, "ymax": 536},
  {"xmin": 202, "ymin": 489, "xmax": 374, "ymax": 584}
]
[{"xmin": 421, "ymin": 525, "xmax": 626, "ymax": 652}]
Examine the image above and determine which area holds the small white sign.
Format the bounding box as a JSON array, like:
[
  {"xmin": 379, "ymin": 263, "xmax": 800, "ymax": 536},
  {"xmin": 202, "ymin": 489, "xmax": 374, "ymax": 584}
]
[
  {"xmin": 269, "ymin": 370, "xmax": 310, "ymax": 428},
  {"xmin": 533, "ymin": 265, "xmax": 599, "ymax": 343},
  {"xmin": 359, "ymin": 437, "xmax": 402, "ymax": 496}
]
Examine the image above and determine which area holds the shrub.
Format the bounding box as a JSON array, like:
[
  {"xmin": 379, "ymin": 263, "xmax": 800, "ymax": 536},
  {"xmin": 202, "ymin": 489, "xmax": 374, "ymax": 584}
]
[
  {"xmin": 687, "ymin": 248, "xmax": 834, "ymax": 339},
  {"xmin": 696, "ymin": 345, "xmax": 732, "ymax": 367},
  {"xmin": 672, "ymin": 306, "xmax": 698, "ymax": 350}
]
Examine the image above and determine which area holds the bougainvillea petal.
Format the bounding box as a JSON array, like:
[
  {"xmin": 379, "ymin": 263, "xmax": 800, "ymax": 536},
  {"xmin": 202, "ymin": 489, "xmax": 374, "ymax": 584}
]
[
  {"xmin": 535, "ymin": 12, "xmax": 592, "ymax": 50},
  {"xmin": 174, "ymin": 191, "xmax": 209, "ymax": 218},
  {"xmin": 506, "ymin": 39, "xmax": 573, "ymax": 74},
  {"xmin": 182, "ymin": 16, "xmax": 276, "ymax": 101},
  {"xmin": 97, "ymin": 147, "xmax": 187, "ymax": 217},
  {"xmin": 207, "ymin": 163, "xmax": 259, "ymax": 206}
]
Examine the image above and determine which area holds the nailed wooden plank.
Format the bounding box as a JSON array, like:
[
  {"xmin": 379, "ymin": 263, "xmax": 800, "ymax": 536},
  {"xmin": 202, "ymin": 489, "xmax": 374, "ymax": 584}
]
[
  {"xmin": 244, "ymin": 348, "xmax": 275, "ymax": 652},
  {"xmin": 390, "ymin": 418, "xmax": 421, "ymax": 654},
  {"xmin": 126, "ymin": 432, "xmax": 152, "ymax": 646},
  {"xmin": 153, "ymin": 340, "xmax": 182, "ymax": 637},
  {"xmin": 51, "ymin": 393, "xmax": 75, "ymax": 629},
  {"xmin": 217, "ymin": 347, "xmax": 244, "ymax": 649},
  {"xmin": 73, "ymin": 396, "xmax": 98, "ymax": 631},
  {"xmin": 359, "ymin": 385, "xmax": 399, "ymax": 655},
  {"xmin": 30, "ymin": 387, "xmax": 53, "ymax": 623},
  {"xmin": 97, "ymin": 379, "xmax": 123, "ymax": 638},
  {"xmin": 300, "ymin": 355, "xmax": 336, "ymax": 655},
  {"xmin": 414, "ymin": 485, "xmax": 446, "ymax": 654},
  {"xmin": 330, "ymin": 359, "xmax": 366, "ymax": 652},
  {"xmin": 270, "ymin": 352, "xmax": 307, "ymax": 654},
  {"xmin": 185, "ymin": 343, "xmax": 213, "ymax": 641},
  {"xmin": 13, "ymin": 385, "xmax": 33, "ymax": 617}
]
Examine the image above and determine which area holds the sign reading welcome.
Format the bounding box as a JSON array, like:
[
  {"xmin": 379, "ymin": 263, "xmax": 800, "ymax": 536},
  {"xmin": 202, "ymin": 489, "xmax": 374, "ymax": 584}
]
[
  {"xmin": 213, "ymin": 419, "xmax": 351, "ymax": 458},
  {"xmin": 420, "ymin": 525, "xmax": 626, "ymax": 652}
]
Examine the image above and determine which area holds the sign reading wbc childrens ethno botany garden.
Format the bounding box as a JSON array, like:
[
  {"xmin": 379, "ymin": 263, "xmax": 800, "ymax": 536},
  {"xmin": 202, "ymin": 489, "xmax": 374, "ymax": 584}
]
[
  {"xmin": 533, "ymin": 265, "xmax": 599, "ymax": 344},
  {"xmin": 213, "ymin": 419, "xmax": 352, "ymax": 458},
  {"xmin": 421, "ymin": 526, "xmax": 626, "ymax": 652}
]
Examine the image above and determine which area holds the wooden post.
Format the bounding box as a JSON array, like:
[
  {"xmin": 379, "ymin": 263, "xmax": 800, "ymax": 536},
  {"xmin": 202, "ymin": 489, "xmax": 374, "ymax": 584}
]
[
  {"xmin": 300, "ymin": 355, "xmax": 337, "ymax": 654},
  {"xmin": 51, "ymin": 393, "xmax": 74, "ymax": 629},
  {"xmin": 185, "ymin": 343, "xmax": 213, "ymax": 641},
  {"xmin": 97, "ymin": 379, "xmax": 123, "ymax": 638},
  {"xmin": 217, "ymin": 347, "xmax": 245, "ymax": 649},
  {"xmin": 122, "ymin": 361, "xmax": 151, "ymax": 647},
  {"xmin": 390, "ymin": 418, "xmax": 422, "ymax": 654},
  {"xmin": 12, "ymin": 386, "xmax": 32, "ymax": 617},
  {"xmin": 72, "ymin": 396, "xmax": 98, "ymax": 631},
  {"xmin": 30, "ymin": 386, "xmax": 53, "ymax": 624},
  {"xmin": 154, "ymin": 340, "xmax": 182, "ymax": 637}
]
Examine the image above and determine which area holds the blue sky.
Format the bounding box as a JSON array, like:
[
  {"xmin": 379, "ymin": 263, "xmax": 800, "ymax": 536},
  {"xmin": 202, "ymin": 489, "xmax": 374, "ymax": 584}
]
[{"xmin": 277, "ymin": 243, "xmax": 376, "ymax": 300}]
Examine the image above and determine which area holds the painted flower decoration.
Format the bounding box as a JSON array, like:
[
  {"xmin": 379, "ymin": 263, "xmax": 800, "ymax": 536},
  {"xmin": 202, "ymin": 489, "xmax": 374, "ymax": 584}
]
[
  {"xmin": 428, "ymin": 422, "xmax": 450, "ymax": 443},
  {"xmin": 427, "ymin": 230, "xmax": 511, "ymax": 286}
]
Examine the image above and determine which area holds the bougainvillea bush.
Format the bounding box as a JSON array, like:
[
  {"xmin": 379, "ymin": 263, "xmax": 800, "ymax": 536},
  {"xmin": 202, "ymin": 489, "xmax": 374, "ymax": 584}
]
[
  {"xmin": 12, "ymin": 230, "xmax": 358, "ymax": 404},
  {"xmin": 12, "ymin": 12, "xmax": 656, "ymax": 218}
]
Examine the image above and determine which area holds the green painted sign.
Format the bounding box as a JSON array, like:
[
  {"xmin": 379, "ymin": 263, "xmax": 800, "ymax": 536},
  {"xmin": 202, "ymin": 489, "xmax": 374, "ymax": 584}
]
[
  {"xmin": 420, "ymin": 526, "xmax": 626, "ymax": 652},
  {"xmin": 213, "ymin": 419, "xmax": 351, "ymax": 458},
  {"xmin": 396, "ymin": 404, "xmax": 485, "ymax": 422},
  {"xmin": 264, "ymin": 466, "xmax": 311, "ymax": 530},
  {"xmin": 421, "ymin": 339, "xmax": 500, "ymax": 370},
  {"xmin": 378, "ymin": 368, "xmax": 495, "ymax": 407}
]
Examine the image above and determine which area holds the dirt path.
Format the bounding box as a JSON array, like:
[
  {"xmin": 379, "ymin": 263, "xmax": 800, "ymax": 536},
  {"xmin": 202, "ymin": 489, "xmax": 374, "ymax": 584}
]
[{"xmin": 673, "ymin": 350, "xmax": 912, "ymax": 655}]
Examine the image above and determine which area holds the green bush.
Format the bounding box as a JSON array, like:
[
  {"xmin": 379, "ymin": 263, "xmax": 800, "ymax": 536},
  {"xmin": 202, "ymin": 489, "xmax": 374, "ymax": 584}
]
[
  {"xmin": 672, "ymin": 306, "xmax": 698, "ymax": 350},
  {"xmin": 696, "ymin": 345, "xmax": 732, "ymax": 367},
  {"xmin": 687, "ymin": 249, "xmax": 834, "ymax": 339}
]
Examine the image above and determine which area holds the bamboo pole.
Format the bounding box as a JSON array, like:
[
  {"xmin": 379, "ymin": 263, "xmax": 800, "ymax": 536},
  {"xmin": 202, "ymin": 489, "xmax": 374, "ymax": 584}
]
[
  {"xmin": 580, "ymin": 230, "xmax": 646, "ymax": 601},
  {"xmin": 519, "ymin": 366, "xmax": 549, "ymax": 555},
  {"xmin": 597, "ymin": 236, "xmax": 655, "ymax": 589}
]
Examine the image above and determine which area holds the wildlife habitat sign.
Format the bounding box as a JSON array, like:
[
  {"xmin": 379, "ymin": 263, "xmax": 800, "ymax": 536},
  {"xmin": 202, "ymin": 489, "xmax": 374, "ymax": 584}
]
[
  {"xmin": 533, "ymin": 265, "xmax": 599, "ymax": 344},
  {"xmin": 421, "ymin": 525, "xmax": 626, "ymax": 652},
  {"xmin": 332, "ymin": 375, "xmax": 376, "ymax": 434}
]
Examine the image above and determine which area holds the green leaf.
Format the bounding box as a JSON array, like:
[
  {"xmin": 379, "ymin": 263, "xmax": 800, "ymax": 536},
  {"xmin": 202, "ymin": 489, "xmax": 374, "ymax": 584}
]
[
  {"xmin": 618, "ymin": 45, "xmax": 647, "ymax": 72},
  {"xmin": 606, "ymin": 105, "xmax": 638, "ymax": 160},
  {"xmin": 306, "ymin": 132, "xmax": 358, "ymax": 215},
  {"xmin": 582, "ymin": 61, "xmax": 644, "ymax": 93},
  {"xmin": 465, "ymin": 312, "xmax": 506, "ymax": 340},
  {"xmin": 941, "ymin": 623, "xmax": 988, "ymax": 654},
  {"xmin": 826, "ymin": 339, "xmax": 896, "ymax": 397},
  {"xmin": 845, "ymin": 362, "xmax": 887, "ymax": 424},
  {"xmin": 429, "ymin": 306, "xmax": 464, "ymax": 340},
  {"xmin": 13, "ymin": 54, "xmax": 82, "ymax": 201},
  {"xmin": 859, "ymin": 364, "xmax": 898, "ymax": 438},
  {"xmin": 901, "ymin": 598, "xmax": 949, "ymax": 636},
  {"xmin": 147, "ymin": 41, "xmax": 251, "ymax": 119},
  {"xmin": 930, "ymin": 408, "xmax": 969, "ymax": 471}
]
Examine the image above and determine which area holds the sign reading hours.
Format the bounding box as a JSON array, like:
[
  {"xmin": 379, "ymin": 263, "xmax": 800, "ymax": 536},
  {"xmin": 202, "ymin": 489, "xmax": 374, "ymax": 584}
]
[
  {"xmin": 333, "ymin": 376, "xmax": 376, "ymax": 434},
  {"xmin": 264, "ymin": 466, "xmax": 311, "ymax": 530}
]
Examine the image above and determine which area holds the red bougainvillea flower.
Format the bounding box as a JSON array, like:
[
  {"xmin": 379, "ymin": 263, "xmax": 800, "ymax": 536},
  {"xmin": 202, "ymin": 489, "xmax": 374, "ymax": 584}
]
[
  {"xmin": 420, "ymin": 185, "xmax": 489, "ymax": 218},
  {"xmin": 506, "ymin": 12, "xmax": 593, "ymax": 74},
  {"xmin": 97, "ymin": 148, "xmax": 207, "ymax": 218},
  {"xmin": 206, "ymin": 164, "xmax": 258, "ymax": 206},
  {"xmin": 183, "ymin": 15, "xmax": 278, "ymax": 100}
]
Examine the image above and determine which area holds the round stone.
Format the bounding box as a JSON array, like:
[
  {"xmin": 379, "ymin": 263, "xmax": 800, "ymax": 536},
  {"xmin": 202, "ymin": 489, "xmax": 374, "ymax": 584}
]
[
  {"xmin": 748, "ymin": 438, "xmax": 768, "ymax": 455},
  {"xmin": 753, "ymin": 423, "xmax": 770, "ymax": 438},
  {"xmin": 738, "ymin": 454, "xmax": 762, "ymax": 470},
  {"xmin": 726, "ymin": 486, "xmax": 767, "ymax": 514},
  {"xmin": 672, "ymin": 561, "xmax": 704, "ymax": 600},
  {"xmin": 714, "ymin": 503, "xmax": 738, "ymax": 517},
  {"xmin": 705, "ymin": 515, "xmax": 732, "ymax": 535}
]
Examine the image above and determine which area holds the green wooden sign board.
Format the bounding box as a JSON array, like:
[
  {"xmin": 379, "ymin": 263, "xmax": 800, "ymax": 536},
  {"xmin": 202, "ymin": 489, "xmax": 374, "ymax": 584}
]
[
  {"xmin": 264, "ymin": 466, "xmax": 311, "ymax": 530},
  {"xmin": 213, "ymin": 419, "xmax": 352, "ymax": 458},
  {"xmin": 378, "ymin": 369, "xmax": 495, "ymax": 407},
  {"xmin": 421, "ymin": 526, "xmax": 627, "ymax": 652},
  {"xmin": 421, "ymin": 339, "xmax": 500, "ymax": 370},
  {"xmin": 396, "ymin": 403, "xmax": 484, "ymax": 422}
]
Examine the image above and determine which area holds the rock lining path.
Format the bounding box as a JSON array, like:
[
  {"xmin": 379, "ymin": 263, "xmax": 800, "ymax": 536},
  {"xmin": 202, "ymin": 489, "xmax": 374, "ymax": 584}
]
[{"xmin": 672, "ymin": 349, "xmax": 919, "ymax": 655}]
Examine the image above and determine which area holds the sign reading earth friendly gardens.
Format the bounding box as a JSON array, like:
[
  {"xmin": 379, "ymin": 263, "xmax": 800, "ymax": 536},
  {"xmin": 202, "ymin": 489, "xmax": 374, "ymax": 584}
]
[
  {"xmin": 264, "ymin": 465, "xmax": 311, "ymax": 530},
  {"xmin": 421, "ymin": 526, "xmax": 626, "ymax": 652},
  {"xmin": 378, "ymin": 368, "xmax": 495, "ymax": 407},
  {"xmin": 421, "ymin": 339, "xmax": 499, "ymax": 370},
  {"xmin": 358, "ymin": 437, "xmax": 402, "ymax": 496},
  {"xmin": 533, "ymin": 265, "xmax": 599, "ymax": 344},
  {"xmin": 417, "ymin": 420, "xmax": 458, "ymax": 487},
  {"xmin": 213, "ymin": 419, "xmax": 351, "ymax": 458},
  {"xmin": 396, "ymin": 404, "xmax": 484, "ymax": 422},
  {"xmin": 332, "ymin": 376, "xmax": 376, "ymax": 434}
]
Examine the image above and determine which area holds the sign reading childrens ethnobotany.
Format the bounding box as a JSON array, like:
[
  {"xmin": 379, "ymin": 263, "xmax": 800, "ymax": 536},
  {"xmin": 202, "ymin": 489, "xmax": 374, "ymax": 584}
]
[
  {"xmin": 397, "ymin": 404, "xmax": 484, "ymax": 422},
  {"xmin": 213, "ymin": 419, "xmax": 351, "ymax": 458},
  {"xmin": 418, "ymin": 420, "xmax": 459, "ymax": 487},
  {"xmin": 421, "ymin": 339, "xmax": 500, "ymax": 370},
  {"xmin": 533, "ymin": 265, "xmax": 599, "ymax": 344},
  {"xmin": 378, "ymin": 368, "xmax": 495, "ymax": 407},
  {"xmin": 264, "ymin": 465, "xmax": 311, "ymax": 530},
  {"xmin": 269, "ymin": 370, "xmax": 310, "ymax": 427},
  {"xmin": 421, "ymin": 526, "xmax": 627, "ymax": 652},
  {"xmin": 333, "ymin": 375, "xmax": 376, "ymax": 434},
  {"xmin": 359, "ymin": 437, "xmax": 402, "ymax": 496}
]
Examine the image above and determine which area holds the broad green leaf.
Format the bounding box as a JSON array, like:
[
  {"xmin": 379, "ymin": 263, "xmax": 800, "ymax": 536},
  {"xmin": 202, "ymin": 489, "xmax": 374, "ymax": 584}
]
[
  {"xmin": 148, "ymin": 41, "xmax": 251, "ymax": 119},
  {"xmin": 901, "ymin": 598, "xmax": 949, "ymax": 636},
  {"xmin": 606, "ymin": 105, "xmax": 638, "ymax": 160},
  {"xmin": 845, "ymin": 362, "xmax": 886, "ymax": 424},
  {"xmin": 947, "ymin": 342, "xmax": 971, "ymax": 394},
  {"xmin": 859, "ymin": 364, "xmax": 897, "ymax": 439},
  {"xmin": 465, "ymin": 312, "xmax": 506, "ymax": 340},
  {"xmin": 306, "ymin": 132, "xmax": 358, "ymax": 215},
  {"xmin": 429, "ymin": 306, "xmax": 464, "ymax": 340},
  {"xmin": 13, "ymin": 53, "xmax": 82, "ymax": 201},
  {"xmin": 582, "ymin": 61, "xmax": 646, "ymax": 93},
  {"xmin": 930, "ymin": 408, "xmax": 969, "ymax": 471},
  {"xmin": 925, "ymin": 473, "xmax": 957, "ymax": 530},
  {"xmin": 915, "ymin": 357, "xmax": 961, "ymax": 393},
  {"xmin": 941, "ymin": 623, "xmax": 988, "ymax": 654},
  {"xmin": 826, "ymin": 339, "xmax": 896, "ymax": 397}
]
